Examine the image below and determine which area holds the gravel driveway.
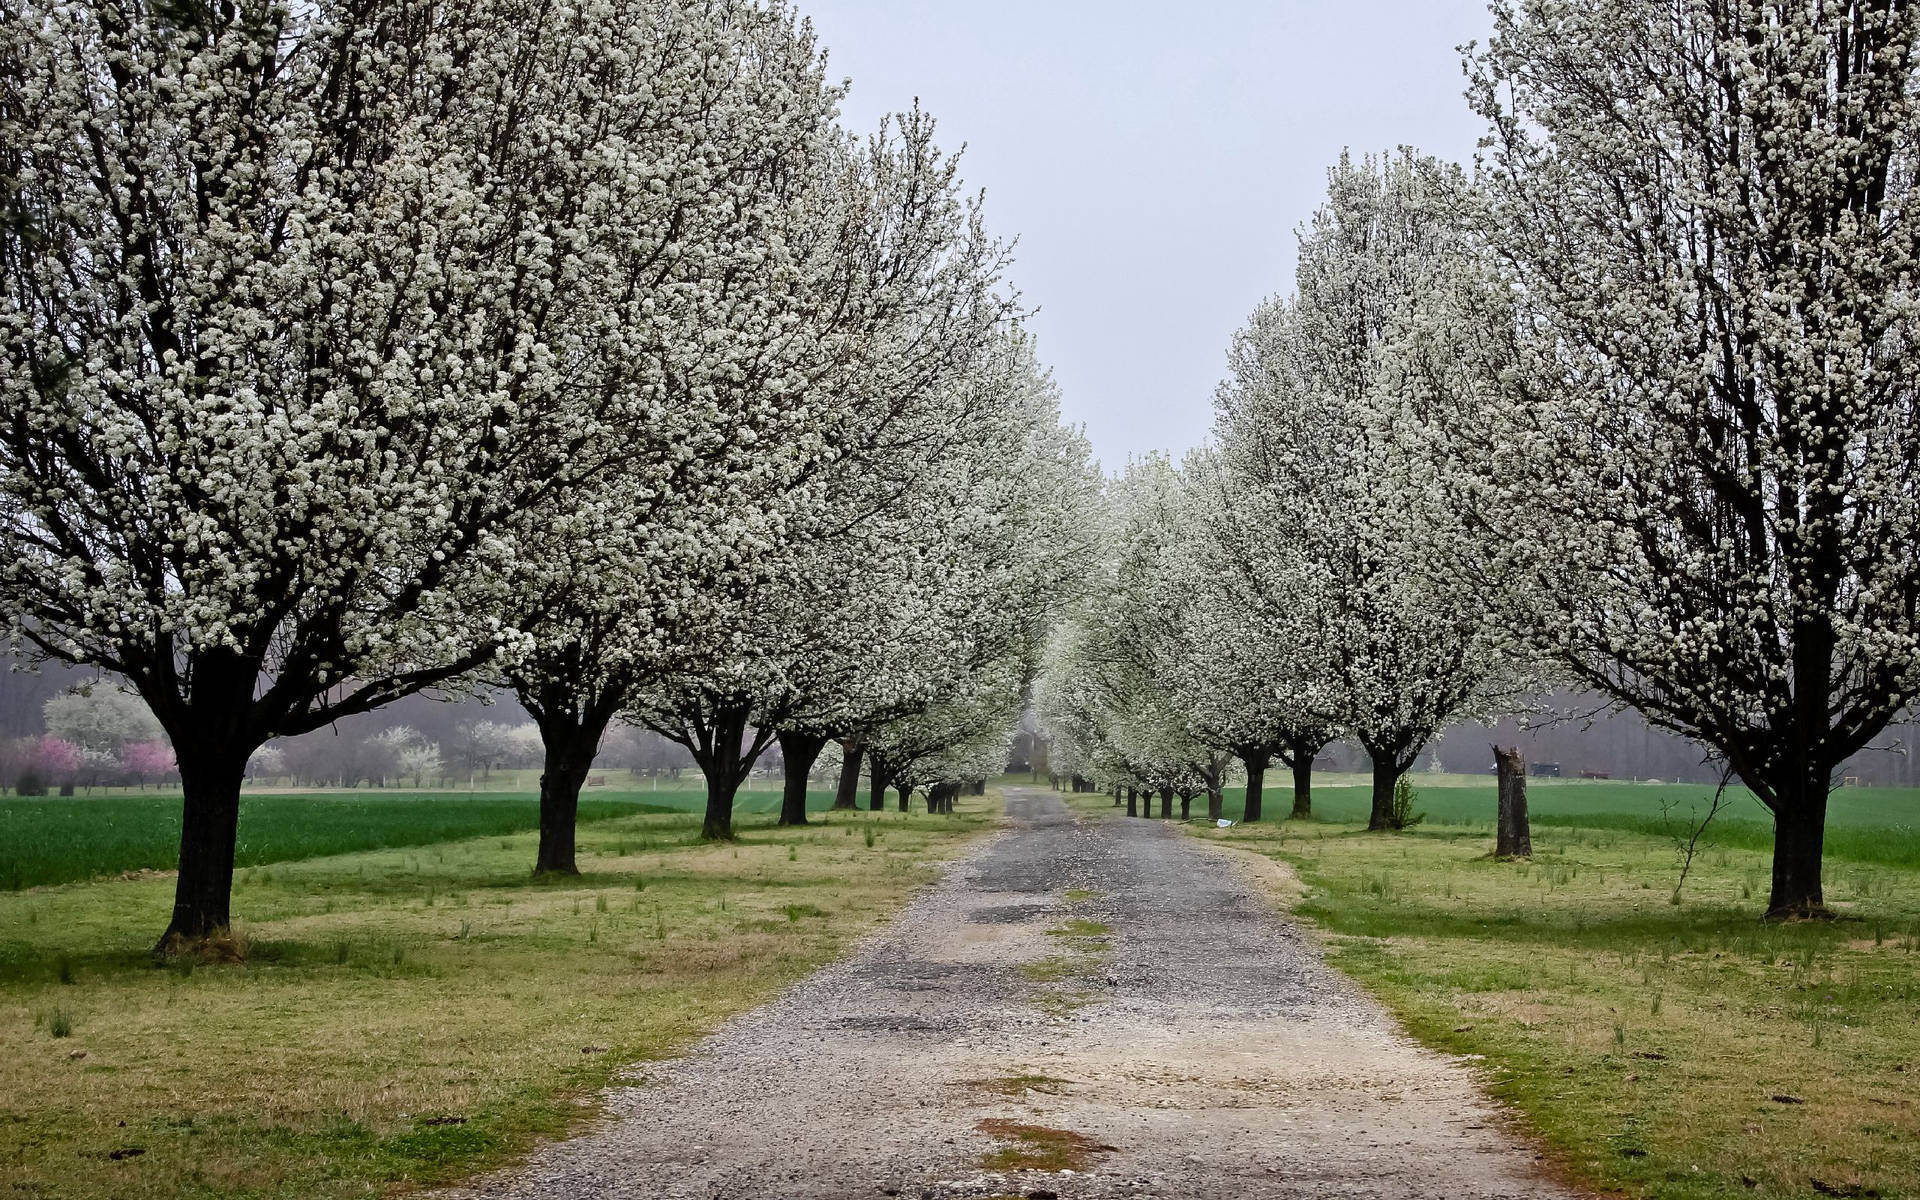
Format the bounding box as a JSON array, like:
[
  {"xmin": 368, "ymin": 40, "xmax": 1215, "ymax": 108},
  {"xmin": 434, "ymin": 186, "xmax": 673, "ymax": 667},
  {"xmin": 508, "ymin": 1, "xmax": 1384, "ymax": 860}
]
[{"xmin": 443, "ymin": 789, "xmax": 1584, "ymax": 1199}]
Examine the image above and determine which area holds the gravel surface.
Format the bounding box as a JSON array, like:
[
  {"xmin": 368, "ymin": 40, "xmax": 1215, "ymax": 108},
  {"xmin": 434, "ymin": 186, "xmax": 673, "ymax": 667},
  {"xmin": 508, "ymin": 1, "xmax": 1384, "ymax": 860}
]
[{"xmin": 442, "ymin": 790, "xmax": 1585, "ymax": 1199}]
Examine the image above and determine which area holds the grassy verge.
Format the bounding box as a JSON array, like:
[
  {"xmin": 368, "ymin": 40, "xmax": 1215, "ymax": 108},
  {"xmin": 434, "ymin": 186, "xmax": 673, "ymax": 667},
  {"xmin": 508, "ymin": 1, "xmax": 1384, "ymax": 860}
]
[
  {"xmin": 1185, "ymin": 808, "xmax": 1920, "ymax": 1200},
  {"xmin": 0, "ymin": 796, "xmax": 1000, "ymax": 1199}
]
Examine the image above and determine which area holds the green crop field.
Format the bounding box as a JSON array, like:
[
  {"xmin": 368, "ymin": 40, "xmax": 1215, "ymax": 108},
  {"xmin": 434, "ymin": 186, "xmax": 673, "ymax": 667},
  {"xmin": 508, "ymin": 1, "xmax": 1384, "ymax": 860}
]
[
  {"xmin": 0, "ymin": 779, "xmax": 866, "ymax": 891},
  {"xmin": 1197, "ymin": 776, "xmax": 1920, "ymax": 870}
]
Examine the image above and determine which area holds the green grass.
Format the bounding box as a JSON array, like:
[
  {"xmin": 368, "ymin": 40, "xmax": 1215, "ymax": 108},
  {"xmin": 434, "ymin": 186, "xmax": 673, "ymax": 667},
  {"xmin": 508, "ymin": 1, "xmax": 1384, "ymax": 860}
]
[
  {"xmin": 0, "ymin": 783, "xmax": 877, "ymax": 890},
  {"xmin": 0, "ymin": 795, "xmax": 1001, "ymax": 1199},
  {"xmin": 1212, "ymin": 777, "xmax": 1920, "ymax": 869},
  {"xmin": 1186, "ymin": 806, "xmax": 1920, "ymax": 1200}
]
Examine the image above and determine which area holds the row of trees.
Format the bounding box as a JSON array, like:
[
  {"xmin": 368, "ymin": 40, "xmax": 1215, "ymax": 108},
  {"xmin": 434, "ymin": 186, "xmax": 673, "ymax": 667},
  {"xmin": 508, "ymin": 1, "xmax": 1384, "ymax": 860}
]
[
  {"xmin": 0, "ymin": 0, "xmax": 1096, "ymax": 947},
  {"xmin": 1043, "ymin": 0, "xmax": 1920, "ymax": 920},
  {"xmin": 0, "ymin": 687, "xmax": 174, "ymax": 791},
  {"xmin": 3, "ymin": 734, "xmax": 176, "ymax": 793},
  {"xmin": 245, "ymin": 720, "xmax": 707, "ymax": 789}
]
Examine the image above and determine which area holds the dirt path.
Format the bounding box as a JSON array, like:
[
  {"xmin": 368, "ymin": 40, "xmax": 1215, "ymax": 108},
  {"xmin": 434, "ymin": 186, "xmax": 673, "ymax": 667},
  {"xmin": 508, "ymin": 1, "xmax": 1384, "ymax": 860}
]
[{"xmin": 444, "ymin": 790, "xmax": 1583, "ymax": 1199}]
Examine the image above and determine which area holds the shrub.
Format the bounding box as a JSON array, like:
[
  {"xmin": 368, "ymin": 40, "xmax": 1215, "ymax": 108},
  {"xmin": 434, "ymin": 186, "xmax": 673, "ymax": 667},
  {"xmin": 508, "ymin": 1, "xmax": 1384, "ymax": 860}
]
[
  {"xmin": 14, "ymin": 770, "xmax": 47, "ymax": 796},
  {"xmin": 1386, "ymin": 776, "xmax": 1425, "ymax": 830}
]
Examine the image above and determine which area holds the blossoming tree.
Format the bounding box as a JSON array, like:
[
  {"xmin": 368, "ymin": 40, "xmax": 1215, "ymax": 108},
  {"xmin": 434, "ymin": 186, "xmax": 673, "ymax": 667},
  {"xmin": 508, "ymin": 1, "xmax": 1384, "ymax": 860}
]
[
  {"xmin": 1439, "ymin": 0, "xmax": 1920, "ymax": 915},
  {"xmin": 0, "ymin": 0, "xmax": 840, "ymax": 942},
  {"xmin": 1205, "ymin": 153, "xmax": 1507, "ymax": 830}
]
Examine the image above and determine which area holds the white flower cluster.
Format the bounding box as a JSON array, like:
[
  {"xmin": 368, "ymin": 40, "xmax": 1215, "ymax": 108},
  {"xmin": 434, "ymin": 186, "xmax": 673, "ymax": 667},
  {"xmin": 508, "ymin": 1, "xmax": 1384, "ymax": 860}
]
[
  {"xmin": 1040, "ymin": 153, "xmax": 1516, "ymax": 827},
  {"xmin": 1428, "ymin": 0, "xmax": 1920, "ymax": 915},
  {"xmin": 1043, "ymin": 3, "xmax": 1920, "ymax": 918},
  {"xmin": 0, "ymin": 0, "xmax": 1098, "ymax": 931}
]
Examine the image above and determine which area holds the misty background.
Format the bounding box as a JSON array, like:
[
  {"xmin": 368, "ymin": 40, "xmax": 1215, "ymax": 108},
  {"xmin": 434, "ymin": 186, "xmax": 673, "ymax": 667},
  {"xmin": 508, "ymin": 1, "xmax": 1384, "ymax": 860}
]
[{"xmin": 7, "ymin": 650, "xmax": 1917, "ymax": 790}]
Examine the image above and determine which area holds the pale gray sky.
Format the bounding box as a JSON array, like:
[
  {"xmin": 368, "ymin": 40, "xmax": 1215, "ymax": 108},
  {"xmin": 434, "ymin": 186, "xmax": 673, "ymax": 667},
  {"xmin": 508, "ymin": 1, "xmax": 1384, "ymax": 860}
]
[{"xmin": 802, "ymin": 1, "xmax": 1495, "ymax": 469}]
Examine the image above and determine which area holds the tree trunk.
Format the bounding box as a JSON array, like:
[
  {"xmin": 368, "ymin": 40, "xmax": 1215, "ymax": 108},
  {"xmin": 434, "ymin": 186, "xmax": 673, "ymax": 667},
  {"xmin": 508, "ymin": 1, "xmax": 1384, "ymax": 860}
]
[
  {"xmin": 695, "ymin": 702, "xmax": 754, "ymax": 840},
  {"xmin": 1367, "ymin": 745, "xmax": 1400, "ymax": 831},
  {"xmin": 833, "ymin": 737, "xmax": 864, "ymax": 810},
  {"xmin": 1289, "ymin": 755, "xmax": 1313, "ymax": 820},
  {"xmin": 870, "ymin": 758, "xmax": 891, "ymax": 812},
  {"xmin": 1767, "ymin": 781, "xmax": 1830, "ymax": 918},
  {"xmin": 533, "ymin": 712, "xmax": 612, "ymax": 875},
  {"xmin": 1112, "ymin": 784, "xmax": 1121, "ymax": 806},
  {"xmin": 701, "ymin": 761, "xmax": 744, "ymax": 841},
  {"xmin": 895, "ymin": 782, "xmax": 910, "ymax": 813},
  {"xmin": 776, "ymin": 730, "xmax": 828, "ymax": 827},
  {"xmin": 1125, "ymin": 786, "xmax": 1138, "ymax": 818},
  {"xmin": 1240, "ymin": 751, "xmax": 1268, "ymax": 823},
  {"xmin": 1180, "ymin": 794, "xmax": 1193, "ymax": 820},
  {"xmin": 1159, "ymin": 788, "xmax": 1172, "ymax": 819},
  {"xmin": 159, "ymin": 744, "xmax": 251, "ymax": 950},
  {"xmin": 1491, "ymin": 743, "xmax": 1531, "ymax": 858}
]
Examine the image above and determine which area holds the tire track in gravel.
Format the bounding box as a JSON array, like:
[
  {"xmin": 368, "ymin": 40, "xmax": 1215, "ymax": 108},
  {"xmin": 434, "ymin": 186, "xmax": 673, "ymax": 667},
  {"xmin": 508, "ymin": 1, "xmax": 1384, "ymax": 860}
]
[{"xmin": 441, "ymin": 789, "xmax": 1585, "ymax": 1200}]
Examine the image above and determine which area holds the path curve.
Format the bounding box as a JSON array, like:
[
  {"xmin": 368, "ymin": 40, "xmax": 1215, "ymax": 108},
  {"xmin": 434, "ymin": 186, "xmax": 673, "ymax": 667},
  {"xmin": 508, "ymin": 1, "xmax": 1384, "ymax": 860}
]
[{"xmin": 443, "ymin": 790, "xmax": 1584, "ymax": 1199}]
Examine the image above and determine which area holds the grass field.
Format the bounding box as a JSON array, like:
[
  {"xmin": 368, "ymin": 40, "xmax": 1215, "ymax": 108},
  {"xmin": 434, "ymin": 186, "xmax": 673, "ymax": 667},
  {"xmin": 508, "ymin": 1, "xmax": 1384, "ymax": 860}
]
[
  {"xmin": 0, "ymin": 791, "xmax": 998, "ymax": 1199},
  {"xmin": 1207, "ymin": 775, "xmax": 1920, "ymax": 869},
  {"xmin": 0, "ymin": 778, "xmax": 870, "ymax": 890},
  {"xmin": 1141, "ymin": 778, "xmax": 1920, "ymax": 1200}
]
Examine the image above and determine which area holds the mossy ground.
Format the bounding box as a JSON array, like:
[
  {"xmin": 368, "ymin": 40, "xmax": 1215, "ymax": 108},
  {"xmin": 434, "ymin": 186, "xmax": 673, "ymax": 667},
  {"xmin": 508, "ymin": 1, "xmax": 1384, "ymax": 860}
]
[{"xmin": 974, "ymin": 1119, "xmax": 1115, "ymax": 1172}]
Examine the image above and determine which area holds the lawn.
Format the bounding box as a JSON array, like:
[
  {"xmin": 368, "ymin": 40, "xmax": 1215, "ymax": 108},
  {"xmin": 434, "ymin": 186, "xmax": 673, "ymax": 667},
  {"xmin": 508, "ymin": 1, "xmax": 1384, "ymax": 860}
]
[
  {"xmin": 0, "ymin": 793, "xmax": 999, "ymax": 1199},
  {"xmin": 1163, "ymin": 779, "xmax": 1920, "ymax": 1200},
  {"xmin": 0, "ymin": 777, "xmax": 854, "ymax": 890}
]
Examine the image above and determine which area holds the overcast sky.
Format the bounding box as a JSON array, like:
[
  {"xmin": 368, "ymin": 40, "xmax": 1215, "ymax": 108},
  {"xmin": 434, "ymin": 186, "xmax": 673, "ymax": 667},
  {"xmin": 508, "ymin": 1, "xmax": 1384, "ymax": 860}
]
[{"xmin": 801, "ymin": 1, "xmax": 1496, "ymax": 470}]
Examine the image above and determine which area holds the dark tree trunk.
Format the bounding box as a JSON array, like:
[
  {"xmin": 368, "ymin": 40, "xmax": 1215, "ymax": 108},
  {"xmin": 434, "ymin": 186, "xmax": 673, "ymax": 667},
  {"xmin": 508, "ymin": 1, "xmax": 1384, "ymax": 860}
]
[
  {"xmin": 1125, "ymin": 786, "xmax": 1138, "ymax": 817},
  {"xmin": 1206, "ymin": 783, "xmax": 1223, "ymax": 823},
  {"xmin": 1159, "ymin": 788, "xmax": 1173, "ymax": 819},
  {"xmin": 1492, "ymin": 743, "xmax": 1531, "ymax": 858},
  {"xmin": 1240, "ymin": 751, "xmax": 1268, "ymax": 823},
  {"xmin": 533, "ymin": 708, "xmax": 613, "ymax": 875},
  {"xmin": 1180, "ymin": 793, "xmax": 1193, "ymax": 820},
  {"xmin": 1766, "ymin": 778, "xmax": 1830, "ymax": 918},
  {"xmin": 1760, "ymin": 575, "xmax": 1838, "ymax": 918},
  {"xmin": 870, "ymin": 759, "xmax": 891, "ymax": 812},
  {"xmin": 694, "ymin": 702, "xmax": 755, "ymax": 840},
  {"xmin": 1289, "ymin": 755, "xmax": 1313, "ymax": 819},
  {"xmin": 159, "ymin": 744, "xmax": 251, "ymax": 948},
  {"xmin": 776, "ymin": 730, "xmax": 828, "ymax": 827},
  {"xmin": 1112, "ymin": 784, "xmax": 1121, "ymax": 806},
  {"xmin": 833, "ymin": 737, "xmax": 865, "ymax": 810},
  {"xmin": 702, "ymin": 761, "xmax": 744, "ymax": 840},
  {"xmin": 1367, "ymin": 745, "xmax": 1401, "ymax": 831},
  {"xmin": 896, "ymin": 783, "xmax": 910, "ymax": 813}
]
